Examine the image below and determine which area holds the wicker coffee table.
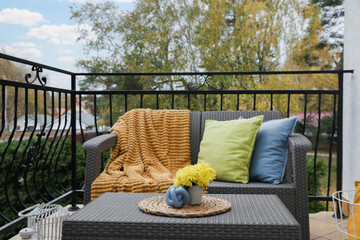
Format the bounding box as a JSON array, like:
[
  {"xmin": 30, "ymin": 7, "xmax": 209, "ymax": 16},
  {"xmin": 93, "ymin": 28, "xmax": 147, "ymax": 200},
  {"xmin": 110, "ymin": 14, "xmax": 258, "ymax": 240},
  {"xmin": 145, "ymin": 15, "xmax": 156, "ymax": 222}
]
[{"xmin": 62, "ymin": 193, "xmax": 300, "ymax": 239}]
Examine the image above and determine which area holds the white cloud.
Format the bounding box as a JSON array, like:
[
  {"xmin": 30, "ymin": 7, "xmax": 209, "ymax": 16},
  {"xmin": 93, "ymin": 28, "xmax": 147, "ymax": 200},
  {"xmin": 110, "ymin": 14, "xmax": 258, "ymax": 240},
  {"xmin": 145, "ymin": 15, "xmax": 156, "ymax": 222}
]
[
  {"xmin": 11, "ymin": 42, "xmax": 39, "ymax": 48},
  {"xmin": 57, "ymin": 56, "xmax": 76, "ymax": 63},
  {"xmin": 0, "ymin": 44, "xmax": 42, "ymax": 58},
  {"xmin": 26, "ymin": 24, "xmax": 94, "ymax": 45},
  {"xmin": 0, "ymin": 8, "xmax": 46, "ymax": 26}
]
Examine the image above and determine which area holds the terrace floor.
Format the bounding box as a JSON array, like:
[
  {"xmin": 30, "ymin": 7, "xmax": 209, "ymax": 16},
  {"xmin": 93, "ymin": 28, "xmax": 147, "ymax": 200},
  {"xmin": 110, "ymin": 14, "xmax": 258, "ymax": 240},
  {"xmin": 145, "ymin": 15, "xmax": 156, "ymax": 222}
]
[
  {"xmin": 10, "ymin": 208, "xmax": 346, "ymax": 240},
  {"xmin": 309, "ymin": 211, "xmax": 346, "ymax": 240}
]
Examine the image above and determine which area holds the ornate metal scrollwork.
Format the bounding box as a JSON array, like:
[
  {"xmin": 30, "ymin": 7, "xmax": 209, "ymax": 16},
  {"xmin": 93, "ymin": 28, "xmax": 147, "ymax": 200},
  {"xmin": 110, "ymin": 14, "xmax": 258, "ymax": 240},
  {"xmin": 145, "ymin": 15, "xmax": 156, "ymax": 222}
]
[
  {"xmin": 20, "ymin": 132, "xmax": 44, "ymax": 183},
  {"xmin": 25, "ymin": 66, "xmax": 47, "ymax": 86},
  {"xmin": 188, "ymin": 74, "xmax": 224, "ymax": 90},
  {"xmin": 27, "ymin": 132, "xmax": 45, "ymax": 163}
]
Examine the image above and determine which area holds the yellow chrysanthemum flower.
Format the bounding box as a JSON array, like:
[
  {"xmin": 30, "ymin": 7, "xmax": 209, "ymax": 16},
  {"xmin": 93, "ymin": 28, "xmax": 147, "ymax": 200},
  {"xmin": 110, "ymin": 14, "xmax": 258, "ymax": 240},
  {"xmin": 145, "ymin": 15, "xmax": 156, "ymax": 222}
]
[{"xmin": 174, "ymin": 163, "xmax": 216, "ymax": 188}]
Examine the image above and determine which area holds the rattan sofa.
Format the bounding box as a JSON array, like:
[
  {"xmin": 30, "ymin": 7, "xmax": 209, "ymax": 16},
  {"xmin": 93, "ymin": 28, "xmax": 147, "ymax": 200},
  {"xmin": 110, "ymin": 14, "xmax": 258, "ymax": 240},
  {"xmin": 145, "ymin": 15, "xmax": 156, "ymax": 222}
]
[{"xmin": 82, "ymin": 111, "xmax": 312, "ymax": 240}]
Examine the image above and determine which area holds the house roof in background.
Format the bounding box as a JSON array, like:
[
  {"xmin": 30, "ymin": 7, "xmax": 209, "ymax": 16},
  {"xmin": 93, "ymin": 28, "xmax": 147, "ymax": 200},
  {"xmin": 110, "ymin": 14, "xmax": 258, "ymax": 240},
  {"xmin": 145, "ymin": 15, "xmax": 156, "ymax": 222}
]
[
  {"xmin": 13, "ymin": 114, "xmax": 52, "ymax": 125},
  {"xmin": 77, "ymin": 112, "xmax": 95, "ymax": 126},
  {"xmin": 45, "ymin": 111, "xmax": 96, "ymax": 130}
]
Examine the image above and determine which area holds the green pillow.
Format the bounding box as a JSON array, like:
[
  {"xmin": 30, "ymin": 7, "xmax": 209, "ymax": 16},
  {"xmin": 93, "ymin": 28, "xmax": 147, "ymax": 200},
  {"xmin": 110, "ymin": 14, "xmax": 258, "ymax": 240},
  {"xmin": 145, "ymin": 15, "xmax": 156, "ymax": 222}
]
[{"xmin": 198, "ymin": 115, "xmax": 263, "ymax": 183}]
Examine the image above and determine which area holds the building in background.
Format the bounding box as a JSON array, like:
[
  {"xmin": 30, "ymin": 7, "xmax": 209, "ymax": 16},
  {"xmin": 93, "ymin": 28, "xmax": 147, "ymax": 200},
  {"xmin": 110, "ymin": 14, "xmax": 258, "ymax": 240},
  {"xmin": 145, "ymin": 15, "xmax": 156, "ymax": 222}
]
[
  {"xmin": 9, "ymin": 114, "xmax": 52, "ymax": 132},
  {"xmin": 45, "ymin": 112, "xmax": 96, "ymax": 131}
]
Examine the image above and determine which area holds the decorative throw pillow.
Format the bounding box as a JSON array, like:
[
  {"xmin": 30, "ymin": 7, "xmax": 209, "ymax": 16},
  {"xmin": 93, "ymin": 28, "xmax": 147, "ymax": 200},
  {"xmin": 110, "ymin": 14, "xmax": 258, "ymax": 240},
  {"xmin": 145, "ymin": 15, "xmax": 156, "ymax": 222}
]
[
  {"xmin": 198, "ymin": 115, "xmax": 263, "ymax": 183},
  {"xmin": 249, "ymin": 116, "xmax": 298, "ymax": 184}
]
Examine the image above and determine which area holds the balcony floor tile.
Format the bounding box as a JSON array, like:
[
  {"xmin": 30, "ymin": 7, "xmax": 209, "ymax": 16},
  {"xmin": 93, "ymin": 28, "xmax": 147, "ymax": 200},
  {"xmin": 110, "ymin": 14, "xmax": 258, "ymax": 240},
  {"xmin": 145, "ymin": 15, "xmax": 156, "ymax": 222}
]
[{"xmin": 310, "ymin": 211, "xmax": 348, "ymax": 240}]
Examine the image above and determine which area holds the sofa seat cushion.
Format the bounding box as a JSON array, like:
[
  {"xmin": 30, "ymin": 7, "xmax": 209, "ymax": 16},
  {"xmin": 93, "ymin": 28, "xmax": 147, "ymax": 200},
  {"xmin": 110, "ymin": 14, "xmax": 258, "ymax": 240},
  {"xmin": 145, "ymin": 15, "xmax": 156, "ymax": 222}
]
[{"xmin": 207, "ymin": 179, "xmax": 295, "ymax": 195}]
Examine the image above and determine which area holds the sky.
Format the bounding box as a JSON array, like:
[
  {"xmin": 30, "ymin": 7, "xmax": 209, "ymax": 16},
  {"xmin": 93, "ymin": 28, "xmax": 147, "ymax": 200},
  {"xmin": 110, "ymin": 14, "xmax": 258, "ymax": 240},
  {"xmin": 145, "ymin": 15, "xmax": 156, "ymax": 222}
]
[{"xmin": 0, "ymin": 0, "xmax": 135, "ymax": 89}]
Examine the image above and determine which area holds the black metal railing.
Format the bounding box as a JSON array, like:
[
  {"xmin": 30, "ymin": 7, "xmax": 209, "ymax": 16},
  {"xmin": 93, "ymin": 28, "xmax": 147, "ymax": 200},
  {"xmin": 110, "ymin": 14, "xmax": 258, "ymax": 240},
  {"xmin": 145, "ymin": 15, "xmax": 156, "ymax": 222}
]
[
  {"xmin": 0, "ymin": 52, "xmax": 354, "ymax": 236},
  {"xmin": 0, "ymin": 54, "xmax": 77, "ymax": 237}
]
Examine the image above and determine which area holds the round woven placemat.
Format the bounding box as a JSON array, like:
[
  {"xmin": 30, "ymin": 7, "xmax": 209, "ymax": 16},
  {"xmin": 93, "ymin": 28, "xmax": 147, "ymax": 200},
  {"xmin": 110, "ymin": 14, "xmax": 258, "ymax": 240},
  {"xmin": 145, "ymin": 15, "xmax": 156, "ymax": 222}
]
[{"xmin": 139, "ymin": 196, "xmax": 231, "ymax": 218}]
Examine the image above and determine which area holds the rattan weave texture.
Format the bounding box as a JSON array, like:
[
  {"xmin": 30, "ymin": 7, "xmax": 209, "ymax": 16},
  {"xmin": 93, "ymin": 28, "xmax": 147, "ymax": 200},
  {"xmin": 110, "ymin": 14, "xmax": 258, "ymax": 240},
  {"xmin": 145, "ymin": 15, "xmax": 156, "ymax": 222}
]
[
  {"xmin": 63, "ymin": 193, "xmax": 300, "ymax": 240},
  {"xmin": 208, "ymin": 179, "xmax": 295, "ymax": 194},
  {"xmin": 288, "ymin": 133, "xmax": 312, "ymax": 240},
  {"xmin": 83, "ymin": 134, "xmax": 117, "ymax": 206},
  {"xmin": 190, "ymin": 112, "xmax": 201, "ymax": 165}
]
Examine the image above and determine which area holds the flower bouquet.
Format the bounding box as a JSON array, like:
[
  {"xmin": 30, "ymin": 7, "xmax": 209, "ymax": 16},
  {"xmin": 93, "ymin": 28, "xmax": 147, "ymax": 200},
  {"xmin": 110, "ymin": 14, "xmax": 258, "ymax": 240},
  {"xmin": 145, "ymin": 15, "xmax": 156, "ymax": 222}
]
[{"xmin": 174, "ymin": 163, "xmax": 216, "ymax": 205}]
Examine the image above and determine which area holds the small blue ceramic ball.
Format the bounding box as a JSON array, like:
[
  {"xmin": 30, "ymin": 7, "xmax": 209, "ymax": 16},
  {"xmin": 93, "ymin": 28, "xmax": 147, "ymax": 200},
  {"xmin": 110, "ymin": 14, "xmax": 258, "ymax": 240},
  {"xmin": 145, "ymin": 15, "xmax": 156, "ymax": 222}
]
[{"xmin": 165, "ymin": 186, "xmax": 190, "ymax": 208}]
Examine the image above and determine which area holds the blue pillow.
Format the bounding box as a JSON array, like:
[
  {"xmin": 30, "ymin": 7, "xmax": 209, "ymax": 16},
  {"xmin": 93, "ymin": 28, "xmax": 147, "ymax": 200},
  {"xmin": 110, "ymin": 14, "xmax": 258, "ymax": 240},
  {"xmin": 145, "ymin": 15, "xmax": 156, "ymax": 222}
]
[{"xmin": 249, "ymin": 116, "xmax": 298, "ymax": 184}]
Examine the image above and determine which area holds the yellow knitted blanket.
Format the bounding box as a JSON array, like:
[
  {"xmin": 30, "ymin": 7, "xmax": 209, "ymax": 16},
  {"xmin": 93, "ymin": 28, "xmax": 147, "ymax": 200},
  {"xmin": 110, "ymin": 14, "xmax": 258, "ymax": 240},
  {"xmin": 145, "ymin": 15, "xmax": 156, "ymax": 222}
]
[{"xmin": 91, "ymin": 109, "xmax": 191, "ymax": 200}]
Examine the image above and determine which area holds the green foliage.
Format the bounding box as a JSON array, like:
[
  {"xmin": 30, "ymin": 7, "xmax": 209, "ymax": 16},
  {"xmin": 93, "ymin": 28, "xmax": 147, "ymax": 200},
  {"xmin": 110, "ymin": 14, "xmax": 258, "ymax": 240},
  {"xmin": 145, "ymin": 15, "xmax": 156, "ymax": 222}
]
[
  {"xmin": 287, "ymin": 0, "xmax": 343, "ymax": 70},
  {"xmin": 71, "ymin": 0, "xmax": 303, "ymax": 90},
  {"xmin": 294, "ymin": 120, "xmax": 304, "ymax": 134},
  {"xmin": 101, "ymin": 149, "xmax": 111, "ymax": 171},
  {"xmin": 0, "ymin": 138, "xmax": 85, "ymax": 237},
  {"xmin": 307, "ymin": 157, "xmax": 328, "ymax": 213},
  {"xmin": 69, "ymin": 0, "xmax": 341, "ymax": 127},
  {"xmin": 320, "ymin": 115, "xmax": 337, "ymax": 135}
]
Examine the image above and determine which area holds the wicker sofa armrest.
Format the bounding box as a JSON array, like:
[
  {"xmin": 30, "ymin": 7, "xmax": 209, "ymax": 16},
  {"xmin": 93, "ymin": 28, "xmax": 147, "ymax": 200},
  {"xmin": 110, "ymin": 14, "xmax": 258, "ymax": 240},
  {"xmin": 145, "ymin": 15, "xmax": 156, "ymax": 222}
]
[
  {"xmin": 288, "ymin": 133, "xmax": 312, "ymax": 240},
  {"xmin": 288, "ymin": 133, "xmax": 312, "ymax": 183},
  {"xmin": 83, "ymin": 134, "xmax": 118, "ymax": 205}
]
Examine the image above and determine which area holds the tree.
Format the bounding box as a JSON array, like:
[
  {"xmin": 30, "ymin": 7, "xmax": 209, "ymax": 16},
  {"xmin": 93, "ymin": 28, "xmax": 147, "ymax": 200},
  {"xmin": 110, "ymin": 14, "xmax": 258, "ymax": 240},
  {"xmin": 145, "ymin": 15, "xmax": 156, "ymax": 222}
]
[
  {"xmin": 0, "ymin": 59, "xmax": 28, "ymax": 131},
  {"xmin": 312, "ymin": 0, "xmax": 344, "ymax": 69},
  {"xmin": 0, "ymin": 58, "xmax": 51, "ymax": 133},
  {"xmin": 71, "ymin": 0, "xmax": 304, "ymax": 91},
  {"xmin": 276, "ymin": 2, "xmax": 340, "ymax": 119},
  {"xmin": 70, "ymin": 0, "xmax": 342, "ymax": 125},
  {"xmin": 70, "ymin": 0, "xmax": 308, "ymax": 124}
]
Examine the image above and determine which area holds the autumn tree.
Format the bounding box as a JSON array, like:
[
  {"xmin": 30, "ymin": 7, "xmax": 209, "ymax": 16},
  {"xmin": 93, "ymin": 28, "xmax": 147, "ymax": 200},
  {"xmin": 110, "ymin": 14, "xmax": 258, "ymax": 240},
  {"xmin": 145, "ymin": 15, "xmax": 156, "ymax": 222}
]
[
  {"xmin": 312, "ymin": 0, "xmax": 344, "ymax": 69},
  {"xmin": 0, "ymin": 58, "xmax": 52, "ymax": 132},
  {"xmin": 70, "ymin": 0, "xmax": 343, "ymax": 124},
  {"xmin": 0, "ymin": 59, "xmax": 28, "ymax": 131},
  {"xmin": 283, "ymin": 2, "xmax": 339, "ymax": 112},
  {"xmin": 70, "ymin": 0, "xmax": 308, "ymax": 123},
  {"xmin": 71, "ymin": 0, "xmax": 304, "ymax": 89}
]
